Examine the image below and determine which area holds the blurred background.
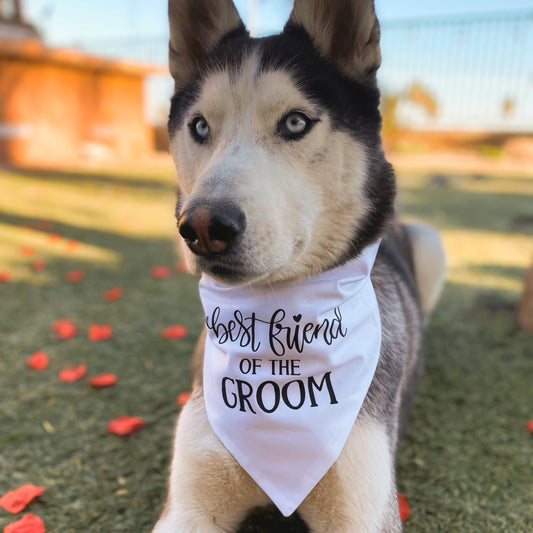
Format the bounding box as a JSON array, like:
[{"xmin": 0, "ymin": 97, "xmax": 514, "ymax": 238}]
[{"xmin": 1, "ymin": 0, "xmax": 532, "ymax": 167}]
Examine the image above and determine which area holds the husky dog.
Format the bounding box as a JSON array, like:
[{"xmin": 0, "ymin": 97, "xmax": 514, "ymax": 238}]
[{"xmin": 154, "ymin": 0, "xmax": 445, "ymax": 531}]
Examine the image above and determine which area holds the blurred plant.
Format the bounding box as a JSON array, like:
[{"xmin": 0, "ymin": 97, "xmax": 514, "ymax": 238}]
[
  {"xmin": 381, "ymin": 82, "xmax": 439, "ymax": 139},
  {"xmin": 502, "ymin": 97, "xmax": 516, "ymax": 118},
  {"xmin": 407, "ymin": 83, "xmax": 438, "ymax": 117},
  {"xmin": 478, "ymin": 144, "xmax": 504, "ymax": 158},
  {"xmin": 381, "ymin": 94, "xmax": 400, "ymax": 137}
]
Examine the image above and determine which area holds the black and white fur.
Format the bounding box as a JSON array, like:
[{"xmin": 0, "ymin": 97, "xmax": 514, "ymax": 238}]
[{"xmin": 154, "ymin": 1, "xmax": 445, "ymax": 531}]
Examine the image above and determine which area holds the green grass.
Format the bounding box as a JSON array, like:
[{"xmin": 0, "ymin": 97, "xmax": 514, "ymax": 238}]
[{"xmin": 0, "ymin": 165, "xmax": 532, "ymax": 532}]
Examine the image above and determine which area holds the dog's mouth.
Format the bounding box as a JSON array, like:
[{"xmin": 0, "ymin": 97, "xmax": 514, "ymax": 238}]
[
  {"xmin": 177, "ymin": 204, "xmax": 287, "ymax": 284},
  {"xmin": 209, "ymin": 262, "xmax": 246, "ymax": 281},
  {"xmin": 177, "ymin": 202, "xmax": 308, "ymax": 286},
  {"xmin": 190, "ymin": 254, "xmax": 252, "ymax": 284}
]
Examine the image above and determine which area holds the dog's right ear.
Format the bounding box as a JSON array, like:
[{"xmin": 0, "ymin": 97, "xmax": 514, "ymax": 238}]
[{"xmin": 168, "ymin": 0, "xmax": 245, "ymax": 90}]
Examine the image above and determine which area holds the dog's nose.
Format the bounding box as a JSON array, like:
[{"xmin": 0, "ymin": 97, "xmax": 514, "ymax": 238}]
[{"xmin": 178, "ymin": 205, "xmax": 245, "ymax": 257}]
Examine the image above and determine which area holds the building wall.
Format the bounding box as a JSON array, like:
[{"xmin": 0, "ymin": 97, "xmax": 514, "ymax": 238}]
[{"xmin": 0, "ymin": 54, "xmax": 153, "ymax": 167}]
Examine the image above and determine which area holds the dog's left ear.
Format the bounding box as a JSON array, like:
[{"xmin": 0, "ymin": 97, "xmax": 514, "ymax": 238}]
[
  {"xmin": 168, "ymin": 0, "xmax": 246, "ymax": 90},
  {"xmin": 285, "ymin": 0, "xmax": 381, "ymax": 84}
]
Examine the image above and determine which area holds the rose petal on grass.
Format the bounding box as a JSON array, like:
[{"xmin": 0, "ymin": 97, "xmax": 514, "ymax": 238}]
[
  {"xmin": 161, "ymin": 324, "xmax": 188, "ymax": 340},
  {"xmin": 88, "ymin": 373, "xmax": 118, "ymax": 388},
  {"xmin": 104, "ymin": 287, "xmax": 123, "ymax": 301},
  {"xmin": 527, "ymin": 419, "xmax": 533, "ymax": 434},
  {"xmin": 47, "ymin": 233, "xmax": 61, "ymax": 243},
  {"xmin": 3, "ymin": 514, "xmax": 45, "ymax": 533},
  {"xmin": 107, "ymin": 415, "xmax": 145, "ymax": 436},
  {"xmin": 4, "ymin": 513, "xmax": 45, "ymax": 533},
  {"xmin": 0, "ymin": 271, "xmax": 11, "ymax": 283},
  {"xmin": 175, "ymin": 262, "xmax": 188, "ymax": 273},
  {"xmin": 176, "ymin": 392, "xmax": 191, "ymax": 406},
  {"xmin": 0, "ymin": 485, "xmax": 45, "ymax": 514},
  {"xmin": 26, "ymin": 351, "xmax": 49, "ymax": 371},
  {"xmin": 65, "ymin": 269, "xmax": 85, "ymax": 282},
  {"xmin": 66, "ymin": 239, "xmax": 79, "ymax": 251},
  {"xmin": 397, "ymin": 492, "xmax": 411, "ymax": 522},
  {"xmin": 20, "ymin": 245, "xmax": 35, "ymax": 257},
  {"xmin": 31, "ymin": 259, "xmax": 46, "ymax": 272},
  {"xmin": 58, "ymin": 364, "xmax": 87, "ymax": 383},
  {"xmin": 50, "ymin": 319, "xmax": 78, "ymax": 340},
  {"xmin": 150, "ymin": 265, "xmax": 172, "ymax": 279},
  {"xmin": 88, "ymin": 324, "xmax": 112, "ymax": 342}
]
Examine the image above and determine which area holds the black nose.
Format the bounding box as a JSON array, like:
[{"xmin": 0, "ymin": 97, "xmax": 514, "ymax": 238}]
[{"xmin": 178, "ymin": 204, "xmax": 246, "ymax": 257}]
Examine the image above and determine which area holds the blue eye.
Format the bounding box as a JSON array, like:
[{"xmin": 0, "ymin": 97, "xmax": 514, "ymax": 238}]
[
  {"xmin": 278, "ymin": 111, "xmax": 317, "ymax": 140},
  {"xmin": 190, "ymin": 116, "xmax": 210, "ymax": 142},
  {"xmin": 285, "ymin": 113, "xmax": 308, "ymax": 134}
]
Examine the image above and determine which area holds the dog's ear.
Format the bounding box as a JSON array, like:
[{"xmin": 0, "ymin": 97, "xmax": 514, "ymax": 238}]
[
  {"xmin": 285, "ymin": 0, "xmax": 381, "ymax": 83},
  {"xmin": 168, "ymin": 0, "xmax": 245, "ymax": 90}
]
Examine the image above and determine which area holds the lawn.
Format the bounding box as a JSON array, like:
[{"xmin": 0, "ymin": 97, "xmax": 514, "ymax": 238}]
[{"xmin": 0, "ymin": 163, "xmax": 531, "ymax": 532}]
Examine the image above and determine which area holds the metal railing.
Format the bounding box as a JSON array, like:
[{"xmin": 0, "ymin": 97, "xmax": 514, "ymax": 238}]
[
  {"xmin": 79, "ymin": 10, "xmax": 533, "ymax": 132},
  {"xmin": 379, "ymin": 10, "xmax": 533, "ymax": 132},
  {"xmin": 80, "ymin": 34, "xmax": 169, "ymax": 66}
]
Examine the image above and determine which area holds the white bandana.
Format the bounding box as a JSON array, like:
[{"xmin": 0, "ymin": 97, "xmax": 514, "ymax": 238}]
[{"xmin": 199, "ymin": 241, "xmax": 381, "ymax": 517}]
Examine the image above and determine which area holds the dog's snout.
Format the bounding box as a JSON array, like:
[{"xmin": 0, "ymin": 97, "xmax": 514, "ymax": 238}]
[{"xmin": 178, "ymin": 205, "xmax": 245, "ymax": 257}]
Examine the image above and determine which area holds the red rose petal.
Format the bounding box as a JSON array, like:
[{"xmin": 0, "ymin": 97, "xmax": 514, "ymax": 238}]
[
  {"xmin": 20, "ymin": 245, "xmax": 35, "ymax": 257},
  {"xmin": 31, "ymin": 259, "xmax": 46, "ymax": 272},
  {"xmin": 176, "ymin": 391, "xmax": 191, "ymax": 406},
  {"xmin": 66, "ymin": 239, "xmax": 79, "ymax": 251},
  {"xmin": 4, "ymin": 514, "xmax": 45, "ymax": 533},
  {"xmin": 88, "ymin": 324, "xmax": 112, "ymax": 342},
  {"xmin": 88, "ymin": 373, "xmax": 118, "ymax": 388},
  {"xmin": 0, "ymin": 271, "xmax": 11, "ymax": 283},
  {"xmin": 527, "ymin": 419, "xmax": 533, "ymax": 434},
  {"xmin": 65, "ymin": 269, "xmax": 85, "ymax": 282},
  {"xmin": 161, "ymin": 324, "xmax": 188, "ymax": 340},
  {"xmin": 104, "ymin": 287, "xmax": 123, "ymax": 301},
  {"xmin": 175, "ymin": 262, "xmax": 188, "ymax": 273},
  {"xmin": 151, "ymin": 265, "xmax": 172, "ymax": 279},
  {"xmin": 0, "ymin": 485, "xmax": 45, "ymax": 514},
  {"xmin": 107, "ymin": 415, "xmax": 145, "ymax": 436},
  {"xmin": 398, "ymin": 492, "xmax": 411, "ymax": 522},
  {"xmin": 50, "ymin": 319, "xmax": 78, "ymax": 340},
  {"xmin": 58, "ymin": 364, "xmax": 87, "ymax": 383},
  {"xmin": 26, "ymin": 351, "xmax": 49, "ymax": 371}
]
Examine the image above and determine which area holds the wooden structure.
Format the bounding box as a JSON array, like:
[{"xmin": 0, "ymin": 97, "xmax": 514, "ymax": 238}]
[{"xmin": 0, "ymin": 0, "xmax": 163, "ymax": 167}]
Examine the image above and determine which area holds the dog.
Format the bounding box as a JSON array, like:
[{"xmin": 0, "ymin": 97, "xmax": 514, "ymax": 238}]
[{"xmin": 153, "ymin": 0, "xmax": 446, "ymax": 531}]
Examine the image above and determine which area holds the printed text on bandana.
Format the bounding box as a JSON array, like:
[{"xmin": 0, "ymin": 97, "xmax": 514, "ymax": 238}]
[{"xmin": 205, "ymin": 306, "xmax": 347, "ymax": 414}]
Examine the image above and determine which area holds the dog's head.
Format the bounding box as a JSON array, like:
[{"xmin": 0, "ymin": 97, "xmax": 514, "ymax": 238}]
[{"xmin": 168, "ymin": 0, "xmax": 395, "ymax": 285}]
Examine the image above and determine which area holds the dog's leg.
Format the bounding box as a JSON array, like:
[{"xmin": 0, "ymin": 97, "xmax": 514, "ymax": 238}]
[
  {"xmin": 298, "ymin": 417, "xmax": 401, "ymax": 533},
  {"xmin": 153, "ymin": 392, "xmax": 269, "ymax": 533},
  {"xmin": 405, "ymin": 222, "xmax": 446, "ymax": 320}
]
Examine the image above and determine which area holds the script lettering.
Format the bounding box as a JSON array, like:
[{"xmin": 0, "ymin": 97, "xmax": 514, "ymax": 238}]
[
  {"xmin": 206, "ymin": 307, "xmax": 260, "ymax": 352},
  {"xmin": 268, "ymin": 307, "xmax": 347, "ymax": 355}
]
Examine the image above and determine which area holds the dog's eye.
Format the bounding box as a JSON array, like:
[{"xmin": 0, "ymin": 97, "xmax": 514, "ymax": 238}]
[
  {"xmin": 189, "ymin": 116, "xmax": 210, "ymax": 143},
  {"xmin": 285, "ymin": 113, "xmax": 307, "ymax": 133},
  {"xmin": 278, "ymin": 112, "xmax": 316, "ymax": 140}
]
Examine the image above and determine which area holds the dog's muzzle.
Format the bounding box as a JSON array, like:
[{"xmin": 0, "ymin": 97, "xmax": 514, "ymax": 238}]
[{"xmin": 178, "ymin": 203, "xmax": 246, "ymax": 257}]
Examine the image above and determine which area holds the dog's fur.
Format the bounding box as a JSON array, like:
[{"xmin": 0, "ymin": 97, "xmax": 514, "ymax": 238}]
[{"xmin": 154, "ymin": 1, "xmax": 446, "ymax": 531}]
